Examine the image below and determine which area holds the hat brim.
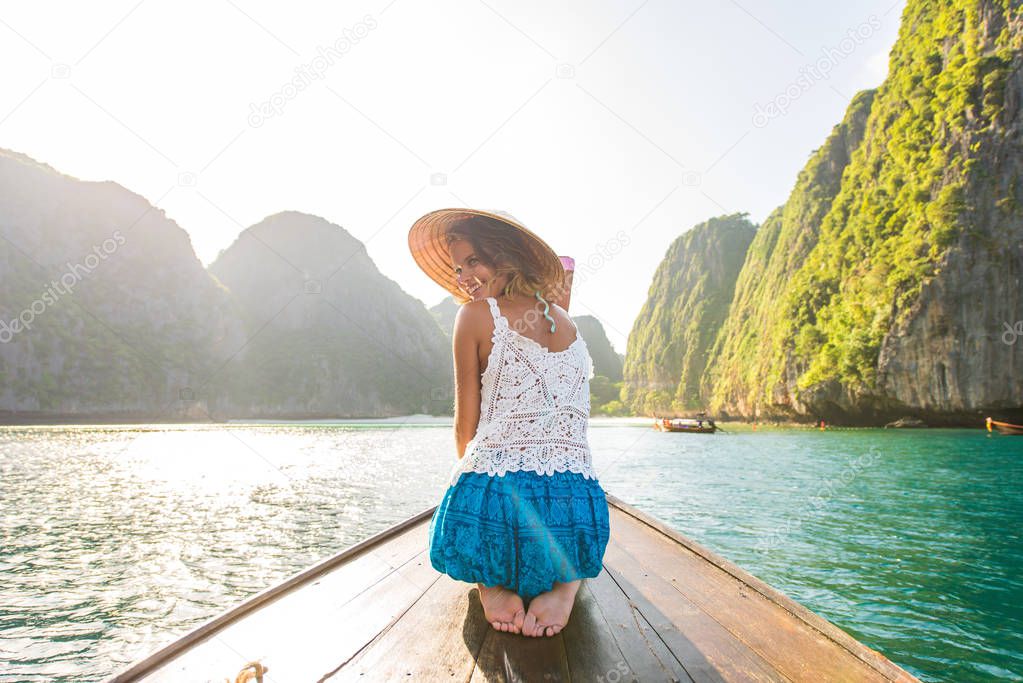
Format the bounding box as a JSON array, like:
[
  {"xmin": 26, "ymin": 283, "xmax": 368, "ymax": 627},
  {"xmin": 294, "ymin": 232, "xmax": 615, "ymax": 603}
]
[{"xmin": 407, "ymin": 208, "xmax": 565, "ymax": 301}]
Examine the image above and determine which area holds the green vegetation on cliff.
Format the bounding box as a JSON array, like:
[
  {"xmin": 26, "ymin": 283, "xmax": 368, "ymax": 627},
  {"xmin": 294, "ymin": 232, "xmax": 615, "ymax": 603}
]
[
  {"xmin": 629, "ymin": 0, "xmax": 1021, "ymax": 424},
  {"xmin": 623, "ymin": 214, "xmax": 756, "ymax": 416},
  {"xmin": 775, "ymin": 0, "xmax": 1020, "ymax": 414},
  {"xmin": 702, "ymin": 89, "xmax": 877, "ymax": 416}
]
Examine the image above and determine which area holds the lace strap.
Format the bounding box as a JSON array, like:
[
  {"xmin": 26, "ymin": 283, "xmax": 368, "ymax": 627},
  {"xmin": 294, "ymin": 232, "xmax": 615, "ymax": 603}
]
[{"xmin": 485, "ymin": 297, "xmax": 507, "ymax": 329}]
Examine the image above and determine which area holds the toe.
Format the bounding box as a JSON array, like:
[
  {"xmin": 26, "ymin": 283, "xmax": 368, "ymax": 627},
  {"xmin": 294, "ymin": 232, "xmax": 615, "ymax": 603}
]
[
  {"xmin": 513, "ymin": 609, "xmax": 525, "ymax": 632},
  {"xmin": 522, "ymin": 612, "xmax": 537, "ymax": 637}
]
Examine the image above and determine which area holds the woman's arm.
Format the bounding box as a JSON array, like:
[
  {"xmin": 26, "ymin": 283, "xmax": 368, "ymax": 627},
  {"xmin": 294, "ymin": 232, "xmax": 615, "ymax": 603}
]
[{"xmin": 452, "ymin": 304, "xmax": 482, "ymax": 459}]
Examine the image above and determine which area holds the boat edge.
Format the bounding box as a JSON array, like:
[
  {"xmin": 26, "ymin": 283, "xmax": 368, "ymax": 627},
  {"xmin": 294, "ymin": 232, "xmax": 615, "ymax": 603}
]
[
  {"xmin": 105, "ymin": 504, "xmax": 438, "ymax": 682},
  {"xmin": 604, "ymin": 493, "xmax": 920, "ymax": 683}
]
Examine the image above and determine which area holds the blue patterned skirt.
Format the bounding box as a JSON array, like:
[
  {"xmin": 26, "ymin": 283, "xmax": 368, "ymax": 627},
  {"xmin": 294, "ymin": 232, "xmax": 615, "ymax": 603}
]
[{"xmin": 428, "ymin": 469, "xmax": 611, "ymax": 603}]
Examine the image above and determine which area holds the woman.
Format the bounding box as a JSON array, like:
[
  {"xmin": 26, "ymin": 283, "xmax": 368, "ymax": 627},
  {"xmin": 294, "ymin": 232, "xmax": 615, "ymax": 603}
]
[{"xmin": 408, "ymin": 208, "xmax": 610, "ymax": 638}]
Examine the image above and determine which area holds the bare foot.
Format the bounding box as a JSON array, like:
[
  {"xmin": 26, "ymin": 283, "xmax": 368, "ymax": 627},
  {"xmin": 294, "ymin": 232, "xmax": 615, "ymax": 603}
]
[
  {"xmin": 522, "ymin": 580, "xmax": 581, "ymax": 637},
  {"xmin": 477, "ymin": 583, "xmax": 526, "ymax": 634}
]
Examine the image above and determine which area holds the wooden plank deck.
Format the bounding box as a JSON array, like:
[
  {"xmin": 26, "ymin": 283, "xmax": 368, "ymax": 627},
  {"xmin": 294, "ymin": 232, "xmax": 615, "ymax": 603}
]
[{"xmin": 108, "ymin": 495, "xmax": 920, "ymax": 682}]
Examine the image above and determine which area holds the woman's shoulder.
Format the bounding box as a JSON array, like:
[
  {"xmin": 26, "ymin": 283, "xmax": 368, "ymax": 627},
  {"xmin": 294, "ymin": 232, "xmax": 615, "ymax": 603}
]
[
  {"xmin": 454, "ymin": 299, "xmax": 493, "ymax": 323},
  {"xmin": 453, "ymin": 299, "xmax": 496, "ymax": 341},
  {"xmin": 548, "ymin": 301, "xmax": 570, "ymax": 319},
  {"xmin": 546, "ymin": 301, "xmax": 575, "ymax": 329}
]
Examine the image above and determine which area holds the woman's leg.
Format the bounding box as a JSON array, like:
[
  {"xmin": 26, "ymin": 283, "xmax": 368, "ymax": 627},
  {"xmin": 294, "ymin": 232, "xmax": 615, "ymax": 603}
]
[{"xmin": 521, "ymin": 579, "xmax": 581, "ymax": 637}]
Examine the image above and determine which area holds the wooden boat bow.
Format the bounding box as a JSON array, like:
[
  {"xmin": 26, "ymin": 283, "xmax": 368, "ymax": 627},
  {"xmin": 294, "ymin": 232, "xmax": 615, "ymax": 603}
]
[{"xmin": 108, "ymin": 495, "xmax": 920, "ymax": 682}]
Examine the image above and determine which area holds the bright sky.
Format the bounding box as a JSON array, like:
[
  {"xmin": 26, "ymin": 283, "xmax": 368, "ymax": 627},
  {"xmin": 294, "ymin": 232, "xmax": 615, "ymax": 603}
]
[{"xmin": 1, "ymin": 0, "xmax": 904, "ymax": 353}]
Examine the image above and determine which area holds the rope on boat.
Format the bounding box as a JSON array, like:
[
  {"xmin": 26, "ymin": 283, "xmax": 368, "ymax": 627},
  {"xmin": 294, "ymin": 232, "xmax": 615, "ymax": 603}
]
[{"xmin": 226, "ymin": 661, "xmax": 269, "ymax": 683}]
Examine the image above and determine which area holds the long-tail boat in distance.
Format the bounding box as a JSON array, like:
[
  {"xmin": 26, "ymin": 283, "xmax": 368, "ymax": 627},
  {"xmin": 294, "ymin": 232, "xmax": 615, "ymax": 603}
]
[
  {"xmin": 987, "ymin": 417, "xmax": 1023, "ymax": 435},
  {"xmin": 654, "ymin": 416, "xmax": 718, "ymax": 433}
]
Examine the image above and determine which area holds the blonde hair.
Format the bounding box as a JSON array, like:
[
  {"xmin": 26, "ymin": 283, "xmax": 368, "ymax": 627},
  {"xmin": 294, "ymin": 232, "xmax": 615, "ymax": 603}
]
[{"xmin": 444, "ymin": 215, "xmax": 564, "ymax": 306}]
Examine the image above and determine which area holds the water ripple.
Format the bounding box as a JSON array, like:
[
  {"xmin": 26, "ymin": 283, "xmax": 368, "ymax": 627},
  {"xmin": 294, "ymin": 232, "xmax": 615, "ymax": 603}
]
[{"xmin": 0, "ymin": 423, "xmax": 1020, "ymax": 682}]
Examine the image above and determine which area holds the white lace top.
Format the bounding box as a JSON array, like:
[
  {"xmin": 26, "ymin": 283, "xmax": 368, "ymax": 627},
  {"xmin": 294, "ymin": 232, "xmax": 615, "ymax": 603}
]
[{"xmin": 447, "ymin": 296, "xmax": 598, "ymax": 487}]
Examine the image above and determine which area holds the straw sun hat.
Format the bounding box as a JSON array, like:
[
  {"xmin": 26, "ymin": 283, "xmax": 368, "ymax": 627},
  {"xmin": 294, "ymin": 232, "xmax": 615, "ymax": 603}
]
[{"xmin": 407, "ymin": 208, "xmax": 566, "ymax": 301}]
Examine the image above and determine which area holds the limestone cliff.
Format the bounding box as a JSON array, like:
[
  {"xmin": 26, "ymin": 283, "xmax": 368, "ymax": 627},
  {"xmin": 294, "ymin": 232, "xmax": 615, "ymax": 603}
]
[
  {"xmin": 0, "ymin": 152, "xmax": 453, "ymax": 421},
  {"xmin": 207, "ymin": 211, "xmax": 452, "ymax": 418},
  {"xmin": 0, "ymin": 148, "xmax": 245, "ymax": 420},
  {"xmin": 698, "ymin": 0, "xmax": 1023, "ymax": 424},
  {"xmin": 429, "ymin": 296, "xmax": 458, "ymax": 341},
  {"xmin": 873, "ymin": 3, "xmax": 1023, "ymax": 422},
  {"xmin": 701, "ymin": 90, "xmax": 877, "ymax": 418},
  {"xmin": 763, "ymin": 0, "xmax": 1023, "ymax": 424},
  {"xmin": 574, "ymin": 315, "xmax": 624, "ymax": 383},
  {"xmin": 623, "ymin": 214, "xmax": 756, "ymax": 416}
]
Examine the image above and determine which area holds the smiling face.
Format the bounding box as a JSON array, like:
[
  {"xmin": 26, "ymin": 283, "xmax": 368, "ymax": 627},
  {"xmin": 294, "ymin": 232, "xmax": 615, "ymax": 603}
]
[{"xmin": 449, "ymin": 239, "xmax": 509, "ymax": 302}]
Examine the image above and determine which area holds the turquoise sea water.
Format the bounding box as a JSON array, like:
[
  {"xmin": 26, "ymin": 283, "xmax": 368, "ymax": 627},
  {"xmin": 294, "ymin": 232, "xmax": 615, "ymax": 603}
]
[{"xmin": 0, "ymin": 420, "xmax": 1019, "ymax": 682}]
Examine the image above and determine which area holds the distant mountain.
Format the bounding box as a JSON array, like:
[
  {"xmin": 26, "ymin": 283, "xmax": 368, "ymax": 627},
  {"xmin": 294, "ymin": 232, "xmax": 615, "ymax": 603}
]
[
  {"xmin": 0, "ymin": 151, "xmax": 453, "ymax": 421},
  {"xmin": 574, "ymin": 315, "xmax": 623, "ymax": 382},
  {"xmin": 207, "ymin": 211, "xmax": 452, "ymax": 418},
  {"xmin": 0, "ymin": 147, "xmax": 245, "ymax": 420},
  {"xmin": 429, "ymin": 296, "xmax": 458, "ymax": 340}
]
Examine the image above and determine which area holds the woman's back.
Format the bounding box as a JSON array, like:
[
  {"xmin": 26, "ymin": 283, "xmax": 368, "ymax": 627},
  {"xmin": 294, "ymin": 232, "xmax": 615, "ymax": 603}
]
[
  {"xmin": 446, "ymin": 296, "xmax": 597, "ymax": 487},
  {"xmin": 476, "ymin": 294, "xmax": 579, "ymax": 367}
]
